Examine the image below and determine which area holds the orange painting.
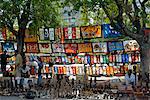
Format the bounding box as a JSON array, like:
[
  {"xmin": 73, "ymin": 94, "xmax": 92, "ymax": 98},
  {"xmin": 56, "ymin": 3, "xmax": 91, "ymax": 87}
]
[
  {"xmin": 78, "ymin": 43, "xmax": 92, "ymax": 53},
  {"xmin": 81, "ymin": 25, "xmax": 101, "ymax": 38}
]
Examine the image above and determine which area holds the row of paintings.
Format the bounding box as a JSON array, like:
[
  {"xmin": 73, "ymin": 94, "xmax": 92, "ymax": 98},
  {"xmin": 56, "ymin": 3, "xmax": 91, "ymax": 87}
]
[
  {"xmin": 0, "ymin": 25, "xmax": 119, "ymax": 41},
  {"xmin": 0, "ymin": 40, "xmax": 139, "ymax": 53}
]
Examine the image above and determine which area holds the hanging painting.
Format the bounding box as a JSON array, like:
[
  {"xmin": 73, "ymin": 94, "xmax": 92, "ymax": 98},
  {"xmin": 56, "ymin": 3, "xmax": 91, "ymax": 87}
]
[
  {"xmin": 55, "ymin": 28, "xmax": 62, "ymax": 39},
  {"xmin": 78, "ymin": 43, "xmax": 92, "ymax": 53},
  {"xmin": 108, "ymin": 42, "xmax": 116, "ymax": 52},
  {"xmin": 81, "ymin": 25, "xmax": 101, "ymax": 39},
  {"xmin": 52, "ymin": 43, "xmax": 65, "ymax": 53},
  {"xmin": 108, "ymin": 41, "xmax": 123, "ymax": 52},
  {"xmin": 41, "ymin": 28, "xmax": 55, "ymax": 41},
  {"xmin": 49, "ymin": 28, "xmax": 55, "ymax": 41},
  {"xmin": 39, "ymin": 28, "xmax": 45, "ymax": 41},
  {"xmin": 39, "ymin": 43, "xmax": 52, "ymax": 53},
  {"xmin": 64, "ymin": 44, "xmax": 78, "ymax": 53},
  {"xmin": 115, "ymin": 41, "xmax": 124, "ymax": 51},
  {"xmin": 102, "ymin": 24, "xmax": 121, "ymax": 38},
  {"xmin": 64, "ymin": 27, "xmax": 81, "ymax": 39},
  {"xmin": 123, "ymin": 40, "xmax": 140, "ymax": 51},
  {"xmin": 2, "ymin": 42, "xmax": 15, "ymax": 52},
  {"xmin": 24, "ymin": 29, "xmax": 38, "ymax": 42},
  {"xmin": 26, "ymin": 43, "xmax": 39, "ymax": 53},
  {"xmin": 92, "ymin": 42, "xmax": 107, "ymax": 53}
]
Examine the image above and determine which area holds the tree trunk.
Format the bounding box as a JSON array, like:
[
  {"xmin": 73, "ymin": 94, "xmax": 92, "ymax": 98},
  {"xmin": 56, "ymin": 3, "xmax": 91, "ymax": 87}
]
[
  {"xmin": 140, "ymin": 43, "xmax": 150, "ymax": 78},
  {"xmin": 16, "ymin": 28, "xmax": 25, "ymax": 57}
]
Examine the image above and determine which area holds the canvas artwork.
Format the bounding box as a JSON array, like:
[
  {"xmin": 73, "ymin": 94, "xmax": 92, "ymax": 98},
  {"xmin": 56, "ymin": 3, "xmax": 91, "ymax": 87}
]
[
  {"xmin": 81, "ymin": 25, "xmax": 101, "ymax": 39},
  {"xmin": 55, "ymin": 28, "xmax": 63, "ymax": 39},
  {"xmin": 49, "ymin": 28, "xmax": 55, "ymax": 41},
  {"xmin": 24, "ymin": 29, "xmax": 38, "ymax": 42},
  {"xmin": 2, "ymin": 42, "xmax": 15, "ymax": 52},
  {"xmin": 39, "ymin": 28, "xmax": 45, "ymax": 40},
  {"xmin": 78, "ymin": 43, "xmax": 92, "ymax": 53},
  {"xmin": 92, "ymin": 42, "xmax": 107, "ymax": 53},
  {"xmin": 108, "ymin": 42, "xmax": 123, "ymax": 52},
  {"xmin": 39, "ymin": 43, "xmax": 52, "ymax": 53},
  {"xmin": 44, "ymin": 28, "xmax": 50, "ymax": 40},
  {"xmin": 115, "ymin": 41, "xmax": 124, "ymax": 51},
  {"xmin": 123, "ymin": 40, "xmax": 140, "ymax": 51},
  {"xmin": 108, "ymin": 42, "xmax": 116, "ymax": 52},
  {"xmin": 64, "ymin": 44, "xmax": 78, "ymax": 53},
  {"xmin": 102, "ymin": 24, "xmax": 121, "ymax": 38},
  {"xmin": 26, "ymin": 43, "xmax": 39, "ymax": 53},
  {"xmin": 52, "ymin": 43, "xmax": 65, "ymax": 53},
  {"xmin": 63, "ymin": 27, "xmax": 81, "ymax": 39}
]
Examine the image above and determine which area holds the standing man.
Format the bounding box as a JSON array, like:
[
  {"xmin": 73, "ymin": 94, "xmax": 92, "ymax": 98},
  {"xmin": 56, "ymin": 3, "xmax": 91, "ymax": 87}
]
[
  {"xmin": 15, "ymin": 50, "xmax": 23, "ymax": 89},
  {"xmin": 0, "ymin": 50, "xmax": 13, "ymax": 76}
]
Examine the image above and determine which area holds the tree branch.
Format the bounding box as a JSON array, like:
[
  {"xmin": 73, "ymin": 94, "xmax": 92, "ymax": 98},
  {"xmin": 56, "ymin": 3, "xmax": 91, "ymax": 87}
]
[
  {"xmin": 101, "ymin": 0, "xmax": 143, "ymax": 43},
  {"xmin": 19, "ymin": 0, "xmax": 31, "ymax": 29},
  {"xmin": 124, "ymin": 0, "xmax": 133, "ymax": 22},
  {"xmin": 139, "ymin": 0, "xmax": 148, "ymax": 28},
  {"xmin": 101, "ymin": 2, "xmax": 114, "ymax": 23},
  {"xmin": 132, "ymin": 0, "xmax": 141, "ymax": 34}
]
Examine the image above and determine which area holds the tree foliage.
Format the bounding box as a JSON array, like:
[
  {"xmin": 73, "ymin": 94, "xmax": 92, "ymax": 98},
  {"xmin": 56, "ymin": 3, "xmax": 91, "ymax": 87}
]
[
  {"xmin": 66, "ymin": 0, "xmax": 150, "ymax": 45},
  {"xmin": 0, "ymin": 0, "xmax": 62, "ymax": 32}
]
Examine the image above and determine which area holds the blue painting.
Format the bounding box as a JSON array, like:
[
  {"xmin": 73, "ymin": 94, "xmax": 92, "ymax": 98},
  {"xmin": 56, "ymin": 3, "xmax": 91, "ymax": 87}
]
[
  {"xmin": 2, "ymin": 42, "xmax": 15, "ymax": 52},
  {"xmin": 102, "ymin": 24, "xmax": 121, "ymax": 38},
  {"xmin": 108, "ymin": 41, "xmax": 124, "ymax": 52}
]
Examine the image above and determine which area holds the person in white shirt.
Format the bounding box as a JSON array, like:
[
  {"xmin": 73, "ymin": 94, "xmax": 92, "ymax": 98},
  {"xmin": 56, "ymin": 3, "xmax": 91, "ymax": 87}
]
[{"xmin": 125, "ymin": 69, "xmax": 137, "ymax": 86}]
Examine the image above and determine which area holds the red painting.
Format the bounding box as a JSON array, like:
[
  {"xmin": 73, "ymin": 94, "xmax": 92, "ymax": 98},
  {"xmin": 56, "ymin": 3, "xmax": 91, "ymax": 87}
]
[
  {"xmin": 26, "ymin": 43, "xmax": 39, "ymax": 53},
  {"xmin": 64, "ymin": 44, "xmax": 78, "ymax": 53},
  {"xmin": 63, "ymin": 27, "xmax": 81, "ymax": 39}
]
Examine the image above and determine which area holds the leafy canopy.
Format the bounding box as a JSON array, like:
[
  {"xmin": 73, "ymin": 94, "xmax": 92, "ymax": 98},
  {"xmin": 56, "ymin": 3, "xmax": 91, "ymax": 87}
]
[{"xmin": 0, "ymin": 0, "xmax": 63, "ymax": 32}]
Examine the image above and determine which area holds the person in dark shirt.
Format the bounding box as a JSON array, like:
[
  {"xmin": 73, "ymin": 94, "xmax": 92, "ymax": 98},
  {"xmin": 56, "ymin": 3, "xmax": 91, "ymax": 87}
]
[{"xmin": 0, "ymin": 50, "xmax": 13, "ymax": 76}]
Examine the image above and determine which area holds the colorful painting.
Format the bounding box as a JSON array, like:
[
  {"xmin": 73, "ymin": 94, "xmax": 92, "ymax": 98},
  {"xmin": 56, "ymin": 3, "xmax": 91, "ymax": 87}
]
[
  {"xmin": 40, "ymin": 28, "xmax": 55, "ymax": 41},
  {"xmin": 64, "ymin": 27, "xmax": 81, "ymax": 39},
  {"xmin": 92, "ymin": 42, "xmax": 107, "ymax": 53},
  {"xmin": 24, "ymin": 29, "xmax": 38, "ymax": 42},
  {"xmin": 44, "ymin": 28, "xmax": 50, "ymax": 40},
  {"xmin": 81, "ymin": 25, "xmax": 101, "ymax": 39},
  {"xmin": 108, "ymin": 41, "xmax": 123, "ymax": 52},
  {"xmin": 64, "ymin": 44, "xmax": 78, "ymax": 53},
  {"xmin": 123, "ymin": 40, "xmax": 140, "ymax": 51},
  {"xmin": 52, "ymin": 44, "xmax": 65, "ymax": 53},
  {"xmin": 39, "ymin": 28, "xmax": 45, "ymax": 40},
  {"xmin": 78, "ymin": 43, "xmax": 92, "ymax": 53},
  {"xmin": 39, "ymin": 43, "xmax": 52, "ymax": 53},
  {"xmin": 49, "ymin": 28, "xmax": 55, "ymax": 41},
  {"xmin": 26, "ymin": 43, "xmax": 39, "ymax": 53},
  {"xmin": 102, "ymin": 24, "xmax": 121, "ymax": 38},
  {"xmin": 55, "ymin": 28, "xmax": 63, "ymax": 39},
  {"xmin": 40, "ymin": 56, "xmax": 51, "ymax": 63},
  {"xmin": 108, "ymin": 42, "xmax": 116, "ymax": 52},
  {"xmin": 115, "ymin": 41, "xmax": 124, "ymax": 50},
  {"xmin": 2, "ymin": 42, "xmax": 15, "ymax": 52}
]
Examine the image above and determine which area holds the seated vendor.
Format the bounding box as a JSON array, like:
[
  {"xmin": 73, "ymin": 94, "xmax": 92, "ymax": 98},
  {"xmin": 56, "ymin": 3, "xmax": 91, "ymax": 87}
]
[{"xmin": 125, "ymin": 69, "xmax": 137, "ymax": 86}]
